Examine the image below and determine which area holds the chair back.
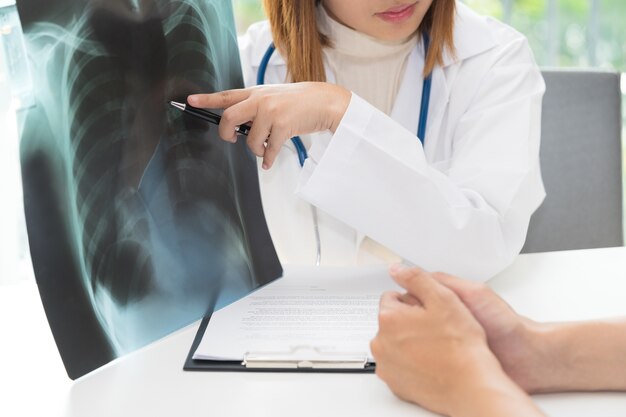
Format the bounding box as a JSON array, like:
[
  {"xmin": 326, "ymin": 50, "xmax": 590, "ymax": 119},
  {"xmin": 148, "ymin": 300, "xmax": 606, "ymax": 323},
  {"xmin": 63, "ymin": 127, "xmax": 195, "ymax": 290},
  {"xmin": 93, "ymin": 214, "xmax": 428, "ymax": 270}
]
[{"xmin": 522, "ymin": 70, "xmax": 623, "ymax": 253}]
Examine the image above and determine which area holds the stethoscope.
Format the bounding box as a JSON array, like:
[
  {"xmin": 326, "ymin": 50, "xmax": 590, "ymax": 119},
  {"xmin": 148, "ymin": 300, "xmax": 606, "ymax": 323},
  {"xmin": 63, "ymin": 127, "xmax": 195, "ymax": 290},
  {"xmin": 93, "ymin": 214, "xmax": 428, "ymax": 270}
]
[{"xmin": 256, "ymin": 34, "xmax": 433, "ymax": 266}]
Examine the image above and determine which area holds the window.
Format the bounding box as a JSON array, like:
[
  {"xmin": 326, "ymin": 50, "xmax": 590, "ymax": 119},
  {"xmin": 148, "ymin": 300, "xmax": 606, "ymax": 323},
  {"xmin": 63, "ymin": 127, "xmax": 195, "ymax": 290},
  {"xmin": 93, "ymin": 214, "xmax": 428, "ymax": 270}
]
[{"xmin": 462, "ymin": 0, "xmax": 626, "ymax": 141}]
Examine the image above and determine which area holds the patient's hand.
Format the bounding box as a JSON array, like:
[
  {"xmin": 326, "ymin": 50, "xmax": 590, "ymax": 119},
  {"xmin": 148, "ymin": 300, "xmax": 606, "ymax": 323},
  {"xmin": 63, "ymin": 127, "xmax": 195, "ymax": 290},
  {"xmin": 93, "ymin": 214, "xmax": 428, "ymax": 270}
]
[
  {"xmin": 429, "ymin": 272, "xmax": 542, "ymax": 392},
  {"xmin": 434, "ymin": 272, "xmax": 626, "ymax": 393},
  {"xmin": 371, "ymin": 266, "xmax": 543, "ymax": 417}
]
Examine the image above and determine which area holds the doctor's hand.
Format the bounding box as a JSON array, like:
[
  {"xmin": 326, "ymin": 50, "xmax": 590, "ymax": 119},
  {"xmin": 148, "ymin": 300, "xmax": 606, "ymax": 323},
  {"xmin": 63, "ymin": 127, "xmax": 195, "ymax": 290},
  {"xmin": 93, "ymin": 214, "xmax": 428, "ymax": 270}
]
[
  {"xmin": 371, "ymin": 266, "xmax": 544, "ymax": 417},
  {"xmin": 187, "ymin": 83, "xmax": 351, "ymax": 169}
]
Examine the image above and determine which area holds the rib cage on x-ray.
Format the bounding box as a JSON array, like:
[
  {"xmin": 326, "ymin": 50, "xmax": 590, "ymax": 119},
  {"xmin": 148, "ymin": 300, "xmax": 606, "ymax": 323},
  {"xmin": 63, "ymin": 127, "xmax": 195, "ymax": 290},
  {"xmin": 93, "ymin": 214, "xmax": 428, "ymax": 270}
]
[{"xmin": 18, "ymin": 0, "xmax": 282, "ymax": 379}]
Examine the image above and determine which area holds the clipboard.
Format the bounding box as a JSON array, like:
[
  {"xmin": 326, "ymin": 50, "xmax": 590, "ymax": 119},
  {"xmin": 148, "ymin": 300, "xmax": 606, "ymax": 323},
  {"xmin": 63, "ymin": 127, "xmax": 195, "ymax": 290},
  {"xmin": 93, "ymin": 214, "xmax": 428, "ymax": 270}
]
[{"xmin": 183, "ymin": 316, "xmax": 377, "ymax": 373}]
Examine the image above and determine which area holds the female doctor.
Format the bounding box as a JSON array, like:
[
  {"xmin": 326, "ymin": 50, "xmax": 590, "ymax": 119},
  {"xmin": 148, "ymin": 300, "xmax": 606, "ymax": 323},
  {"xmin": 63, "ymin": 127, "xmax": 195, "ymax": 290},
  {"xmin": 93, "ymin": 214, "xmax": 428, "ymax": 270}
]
[{"xmin": 188, "ymin": 0, "xmax": 546, "ymax": 281}]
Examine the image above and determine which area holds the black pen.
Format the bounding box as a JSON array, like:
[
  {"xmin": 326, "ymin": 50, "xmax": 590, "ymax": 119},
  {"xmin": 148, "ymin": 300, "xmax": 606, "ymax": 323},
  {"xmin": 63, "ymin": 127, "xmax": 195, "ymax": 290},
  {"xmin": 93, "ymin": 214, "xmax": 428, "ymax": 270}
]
[{"xmin": 169, "ymin": 101, "xmax": 251, "ymax": 136}]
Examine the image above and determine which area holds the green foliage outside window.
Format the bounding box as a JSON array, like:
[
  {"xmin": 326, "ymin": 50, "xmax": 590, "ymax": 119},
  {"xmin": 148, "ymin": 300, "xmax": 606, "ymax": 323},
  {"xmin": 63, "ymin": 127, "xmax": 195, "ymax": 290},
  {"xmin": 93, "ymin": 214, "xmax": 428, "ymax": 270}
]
[{"xmin": 233, "ymin": 0, "xmax": 266, "ymax": 35}]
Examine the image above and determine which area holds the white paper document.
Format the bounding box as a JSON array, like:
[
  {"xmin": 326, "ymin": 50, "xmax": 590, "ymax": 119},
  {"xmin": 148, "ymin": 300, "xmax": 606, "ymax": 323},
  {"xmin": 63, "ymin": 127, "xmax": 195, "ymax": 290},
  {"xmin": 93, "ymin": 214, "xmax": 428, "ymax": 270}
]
[{"xmin": 193, "ymin": 265, "xmax": 399, "ymax": 363}]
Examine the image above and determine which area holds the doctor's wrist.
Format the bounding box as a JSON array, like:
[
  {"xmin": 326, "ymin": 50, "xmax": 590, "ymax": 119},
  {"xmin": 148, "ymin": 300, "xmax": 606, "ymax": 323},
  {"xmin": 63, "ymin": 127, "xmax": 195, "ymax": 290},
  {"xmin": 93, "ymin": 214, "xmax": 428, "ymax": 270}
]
[{"xmin": 323, "ymin": 84, "xmax": 351, "ymax": 133}]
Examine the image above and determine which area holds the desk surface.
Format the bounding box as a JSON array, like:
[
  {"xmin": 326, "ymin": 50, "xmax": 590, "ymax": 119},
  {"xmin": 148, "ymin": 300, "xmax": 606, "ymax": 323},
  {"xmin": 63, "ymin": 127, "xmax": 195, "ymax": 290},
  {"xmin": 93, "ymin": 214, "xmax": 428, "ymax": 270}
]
[{"xmin": 2, "ymin": 247, "xmax": 626, "ymax": 417}]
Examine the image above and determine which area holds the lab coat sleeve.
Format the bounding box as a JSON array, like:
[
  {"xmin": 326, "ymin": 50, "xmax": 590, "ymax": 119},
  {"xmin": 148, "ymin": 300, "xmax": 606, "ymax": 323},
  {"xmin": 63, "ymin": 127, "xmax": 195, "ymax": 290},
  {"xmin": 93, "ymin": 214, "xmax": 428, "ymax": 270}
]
[{"xmin": 296, "ymin": 38, "xmax": 546, "ymax": 281}]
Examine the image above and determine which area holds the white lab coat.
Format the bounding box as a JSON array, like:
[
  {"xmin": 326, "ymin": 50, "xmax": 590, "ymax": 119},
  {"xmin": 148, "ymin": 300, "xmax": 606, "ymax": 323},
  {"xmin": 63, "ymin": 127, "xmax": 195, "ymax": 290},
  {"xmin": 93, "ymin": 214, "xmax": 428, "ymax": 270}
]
[{"xmin": 237, "ymin": 3, "xmax": 546, "ymax": 281}]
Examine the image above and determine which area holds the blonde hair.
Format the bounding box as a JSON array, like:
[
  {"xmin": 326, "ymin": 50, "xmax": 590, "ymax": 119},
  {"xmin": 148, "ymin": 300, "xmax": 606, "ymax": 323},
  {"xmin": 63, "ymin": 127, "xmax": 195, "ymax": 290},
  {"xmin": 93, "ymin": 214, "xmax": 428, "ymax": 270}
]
[{"xmin": 262, "ymin": 0, "xmax": 457, "ymax": 82}]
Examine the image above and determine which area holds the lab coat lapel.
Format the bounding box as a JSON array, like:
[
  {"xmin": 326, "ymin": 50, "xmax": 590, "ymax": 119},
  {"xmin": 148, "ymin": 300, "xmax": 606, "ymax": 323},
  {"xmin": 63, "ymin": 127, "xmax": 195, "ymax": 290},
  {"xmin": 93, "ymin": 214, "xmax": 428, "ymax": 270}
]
[
  {"xmin": 422, "ymin": 3, "xmax": 498, "ymax": 159},
  {"xmin": 422, "ymin": 65, "xmax": 449, "ymax": 159}
]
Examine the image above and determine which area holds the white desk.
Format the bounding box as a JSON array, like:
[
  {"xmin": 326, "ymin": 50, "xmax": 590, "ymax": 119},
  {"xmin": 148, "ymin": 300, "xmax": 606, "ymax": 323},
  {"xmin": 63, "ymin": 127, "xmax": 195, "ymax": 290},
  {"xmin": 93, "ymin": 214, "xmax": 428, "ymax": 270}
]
[{"xmin": 2, "ymin": 247, "xmax": 626, "ymax": 417}]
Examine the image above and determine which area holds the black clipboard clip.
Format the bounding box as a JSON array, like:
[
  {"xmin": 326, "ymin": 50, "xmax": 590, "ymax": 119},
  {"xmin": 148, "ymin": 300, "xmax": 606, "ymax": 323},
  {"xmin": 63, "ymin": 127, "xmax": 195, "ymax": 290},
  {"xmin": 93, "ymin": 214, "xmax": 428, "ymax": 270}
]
[{"xmin": 242, "ymin": 345, "xmax": 369, "ymax": 370}]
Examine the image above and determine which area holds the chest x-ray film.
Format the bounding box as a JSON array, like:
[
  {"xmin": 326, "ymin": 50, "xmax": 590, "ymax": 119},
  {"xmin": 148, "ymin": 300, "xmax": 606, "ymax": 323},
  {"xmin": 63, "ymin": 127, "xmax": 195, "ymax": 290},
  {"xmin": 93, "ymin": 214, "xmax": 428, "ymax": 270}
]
[{"xmin": 16, "ymin": 0, "xmax": 282, "ymax": 379}]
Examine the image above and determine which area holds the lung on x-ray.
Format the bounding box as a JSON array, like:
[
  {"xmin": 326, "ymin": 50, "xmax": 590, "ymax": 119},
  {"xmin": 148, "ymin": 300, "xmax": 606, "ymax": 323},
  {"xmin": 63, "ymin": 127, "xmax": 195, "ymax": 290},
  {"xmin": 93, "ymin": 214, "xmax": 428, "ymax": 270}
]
[{"xmin": 16, "ymin": 0, "xmax": 282, "ymax": 379}]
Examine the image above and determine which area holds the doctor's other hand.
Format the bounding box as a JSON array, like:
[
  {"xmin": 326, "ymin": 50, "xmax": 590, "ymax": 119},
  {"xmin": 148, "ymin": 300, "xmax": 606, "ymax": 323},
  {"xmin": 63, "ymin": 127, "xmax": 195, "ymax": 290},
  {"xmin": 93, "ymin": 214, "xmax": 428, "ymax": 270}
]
[
  {"xmin": 371, "ymin": 266, "xmax": 544, "ymax": 417},
  {"xmin": 187, "ymin": 83, "xmax": 351, "ymax": 169}
]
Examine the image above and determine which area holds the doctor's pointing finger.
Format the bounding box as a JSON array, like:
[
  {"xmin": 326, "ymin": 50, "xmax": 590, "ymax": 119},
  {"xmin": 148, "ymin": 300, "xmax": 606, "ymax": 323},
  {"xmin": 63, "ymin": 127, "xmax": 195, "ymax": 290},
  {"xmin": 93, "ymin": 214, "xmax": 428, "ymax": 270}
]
[{"xmin": 188, "ymin": 83, "xmax": 351, "ymax": 169}]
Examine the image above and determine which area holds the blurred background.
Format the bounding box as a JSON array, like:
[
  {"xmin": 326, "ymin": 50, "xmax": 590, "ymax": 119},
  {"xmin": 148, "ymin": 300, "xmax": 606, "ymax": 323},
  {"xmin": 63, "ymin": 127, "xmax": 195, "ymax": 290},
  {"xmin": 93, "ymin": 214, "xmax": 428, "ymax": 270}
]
[{"xmin": 1, "ymin": 0, "xmax": 625, "ymax": 285}]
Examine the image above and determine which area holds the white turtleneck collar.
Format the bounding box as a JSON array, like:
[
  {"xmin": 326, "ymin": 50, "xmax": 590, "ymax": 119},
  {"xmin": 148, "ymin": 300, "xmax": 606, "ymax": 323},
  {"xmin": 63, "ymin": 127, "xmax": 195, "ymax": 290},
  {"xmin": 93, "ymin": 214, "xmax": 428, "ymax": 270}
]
[
  {"xmin": 317, "ymin": 4, "xmax": 418, "ymax": 59},
  {"xmin": 316, "ymin": 4, "xmax": 420, "ymax": 115}
]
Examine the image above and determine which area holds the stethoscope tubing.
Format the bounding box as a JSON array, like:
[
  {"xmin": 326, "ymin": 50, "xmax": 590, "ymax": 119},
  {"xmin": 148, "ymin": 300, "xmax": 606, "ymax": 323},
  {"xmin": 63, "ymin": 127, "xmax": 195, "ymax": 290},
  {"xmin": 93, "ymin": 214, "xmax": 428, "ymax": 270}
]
[{"xmin": 257, "ymin": 43, "xmax": 309, "ymax": 166}]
